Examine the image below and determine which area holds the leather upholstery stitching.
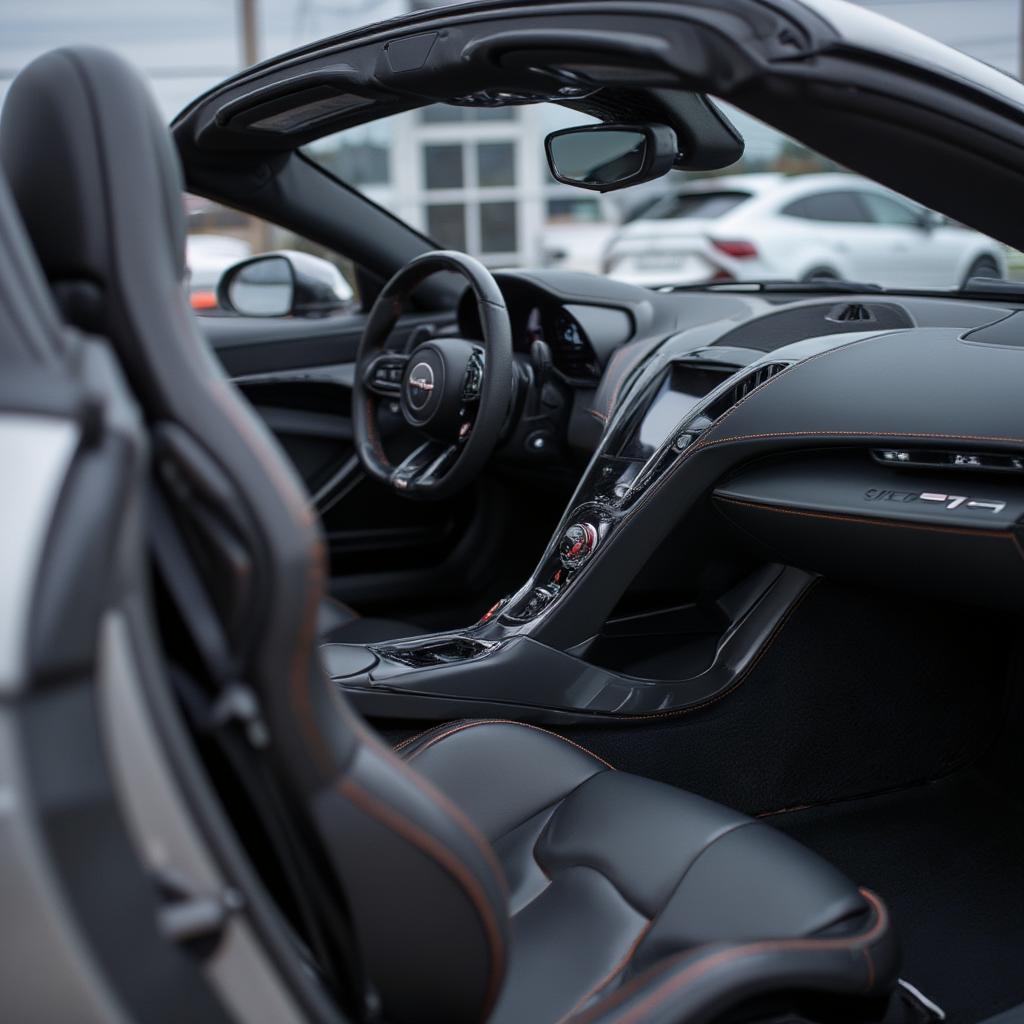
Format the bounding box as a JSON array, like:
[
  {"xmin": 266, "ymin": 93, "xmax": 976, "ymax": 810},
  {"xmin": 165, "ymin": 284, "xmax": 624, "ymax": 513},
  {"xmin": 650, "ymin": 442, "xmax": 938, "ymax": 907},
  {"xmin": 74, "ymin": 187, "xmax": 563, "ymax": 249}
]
[
  {"xmin": 338, "ymin": 775, "xmax": 505, "ymax": 1021},
  {"xmin": 717, "ymin": 496, "xmax": 1024, "ymax": 558},
  {"xmin": 694, "ymin": 330, "xmax": 900, "ymax": 447},
  {"xmin": 403, "ymin": 719, "xmax": 615, "ymax": 770},
  {"xmin": 557, "ymin": 920, "xmax": 654, "ymax": 1023},
  {"xmin": 393, "ymin": 718, "xmax": 473, "ymax": 754},
  {"xmin": 553, "ymin": 821, "xmax": 757, "ymax": 1021},
  {"xmin": 355, "ymin": 723, "xmax": 511, "ymax": 897},
  {"xmin": 288, "ymin": 536, "xmax": 337, "ymax": 774},
  {"xmin": 569, "ymin": 888, "xmax": 888, "ymax": 1023},
  {"xmin": 538, "ymin": 332, "xmax": 898, "ymax": 655},
  {"xmin": 697, "ymin": 427, "xmax": 1024, "ymax": 452}
]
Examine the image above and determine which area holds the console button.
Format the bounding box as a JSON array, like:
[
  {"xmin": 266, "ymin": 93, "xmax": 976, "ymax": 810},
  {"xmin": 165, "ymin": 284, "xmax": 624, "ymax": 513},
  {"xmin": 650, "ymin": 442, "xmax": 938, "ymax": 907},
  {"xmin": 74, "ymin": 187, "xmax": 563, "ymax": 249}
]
[
  {"xmin": 558, "ymin": 522, "xmax": 598, "ymax": 570},
  {"xmin": 520, "ymin": 585, "xmax": 558, "ymax": 619}
]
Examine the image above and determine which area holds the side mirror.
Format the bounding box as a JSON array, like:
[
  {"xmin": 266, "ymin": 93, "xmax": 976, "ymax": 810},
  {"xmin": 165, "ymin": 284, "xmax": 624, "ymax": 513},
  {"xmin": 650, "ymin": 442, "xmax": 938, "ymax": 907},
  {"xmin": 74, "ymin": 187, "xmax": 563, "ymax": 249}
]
[
  {"xmin": 545, "ymin": 124, "xmax": 678, "ymax": 193},
  {"xmin": 217, "ymin": 251, "xmax": 354, "ymax": 317},
  {"xmin": 917, "ymin": 208, "xmax": 945, "ymax": 232}
]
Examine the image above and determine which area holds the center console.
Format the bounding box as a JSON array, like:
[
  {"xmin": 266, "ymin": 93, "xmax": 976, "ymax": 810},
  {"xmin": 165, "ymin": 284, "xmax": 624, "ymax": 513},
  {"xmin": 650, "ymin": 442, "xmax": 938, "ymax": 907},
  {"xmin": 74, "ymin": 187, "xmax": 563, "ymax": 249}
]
[
  {"xmin": 494, "ymin": 354, "xmax": 786, "ymax": 627},
  {"xmin": 326, "ymin": 339, "xmax": 813, "ymax": 723}
]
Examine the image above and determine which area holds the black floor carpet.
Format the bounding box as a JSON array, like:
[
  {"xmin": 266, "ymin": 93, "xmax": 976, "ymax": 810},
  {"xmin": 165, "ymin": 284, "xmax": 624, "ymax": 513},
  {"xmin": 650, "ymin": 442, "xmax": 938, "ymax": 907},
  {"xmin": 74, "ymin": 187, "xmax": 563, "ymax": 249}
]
[{"xmin": 767, "ymin": 770, "xmax": 1024, "ymax": 1024}]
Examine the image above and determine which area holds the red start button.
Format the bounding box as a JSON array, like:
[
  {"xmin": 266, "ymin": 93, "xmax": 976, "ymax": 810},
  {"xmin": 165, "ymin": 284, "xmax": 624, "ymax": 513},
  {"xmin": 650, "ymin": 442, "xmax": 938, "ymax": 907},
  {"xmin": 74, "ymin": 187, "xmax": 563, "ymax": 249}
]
[{"xmin": 558, "ymin": 522, "xmax": 598, "ymax": 570}]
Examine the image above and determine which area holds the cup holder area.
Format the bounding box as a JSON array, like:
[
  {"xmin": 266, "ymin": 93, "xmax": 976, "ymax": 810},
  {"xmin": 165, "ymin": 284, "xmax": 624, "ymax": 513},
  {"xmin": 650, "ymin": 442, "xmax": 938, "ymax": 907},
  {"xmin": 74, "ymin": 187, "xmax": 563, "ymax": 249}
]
[{"xmin": 375, "ymin": 636, "xmax": 497, "ymax": 668}]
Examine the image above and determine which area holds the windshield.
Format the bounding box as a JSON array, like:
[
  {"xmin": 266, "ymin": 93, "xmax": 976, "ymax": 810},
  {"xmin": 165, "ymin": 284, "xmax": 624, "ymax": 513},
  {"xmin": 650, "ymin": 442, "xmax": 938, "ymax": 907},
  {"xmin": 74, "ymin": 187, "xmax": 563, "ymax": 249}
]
[{"xmin": 299, "ymin": 98, "xmax": 1015, "ymax": 293}]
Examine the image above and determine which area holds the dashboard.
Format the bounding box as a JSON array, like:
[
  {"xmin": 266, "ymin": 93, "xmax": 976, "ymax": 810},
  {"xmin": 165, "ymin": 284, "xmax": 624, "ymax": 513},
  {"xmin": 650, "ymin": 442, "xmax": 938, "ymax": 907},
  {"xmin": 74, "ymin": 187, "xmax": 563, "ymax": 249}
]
[{"xmin": 454, "ymin": 268, "xmax": 1024, "ymax": 643}]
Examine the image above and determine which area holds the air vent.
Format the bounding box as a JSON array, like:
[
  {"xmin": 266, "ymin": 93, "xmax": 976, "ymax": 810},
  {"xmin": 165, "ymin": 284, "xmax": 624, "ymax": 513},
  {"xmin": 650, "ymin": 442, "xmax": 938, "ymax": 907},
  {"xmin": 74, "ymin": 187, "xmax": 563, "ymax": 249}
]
[
  {"xmin": 704, "ymin": 362, "xmax": 788, "ymax": 421},
  {"xmin": 827, "ymin": 302, "xmax": 876, "ymax": 323},
  {"xmin": 728, "ymin": 362, "xmax": 788, "ymax": 403}
]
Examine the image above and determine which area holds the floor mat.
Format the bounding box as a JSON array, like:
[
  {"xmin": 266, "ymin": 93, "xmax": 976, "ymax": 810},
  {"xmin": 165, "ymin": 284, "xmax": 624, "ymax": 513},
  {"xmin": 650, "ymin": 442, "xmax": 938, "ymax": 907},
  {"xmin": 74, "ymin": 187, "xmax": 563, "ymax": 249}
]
[{"xmin": 767, "ymin": 771, "xmax": 1024, "ymax": 1024}]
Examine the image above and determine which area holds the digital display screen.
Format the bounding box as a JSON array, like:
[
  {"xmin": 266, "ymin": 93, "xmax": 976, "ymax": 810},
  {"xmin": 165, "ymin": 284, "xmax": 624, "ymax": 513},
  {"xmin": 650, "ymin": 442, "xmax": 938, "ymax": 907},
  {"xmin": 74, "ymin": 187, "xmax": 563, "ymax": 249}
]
[{"xmin": 610, "ymin": 363, "xmax": 733, "ymax": 462}]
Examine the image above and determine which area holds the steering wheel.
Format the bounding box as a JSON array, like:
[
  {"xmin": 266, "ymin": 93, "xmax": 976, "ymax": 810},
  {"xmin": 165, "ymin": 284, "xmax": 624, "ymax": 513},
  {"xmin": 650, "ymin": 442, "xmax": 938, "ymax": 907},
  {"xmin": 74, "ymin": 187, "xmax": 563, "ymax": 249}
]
[{"xmin": 353, "ymin": 250, "xmax": 513, "ymax": 500}]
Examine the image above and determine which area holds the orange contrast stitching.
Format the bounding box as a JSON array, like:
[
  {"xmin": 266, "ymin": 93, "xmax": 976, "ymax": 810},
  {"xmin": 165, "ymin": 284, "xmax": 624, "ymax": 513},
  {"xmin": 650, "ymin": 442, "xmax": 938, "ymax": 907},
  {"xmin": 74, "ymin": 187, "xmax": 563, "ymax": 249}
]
[
  {"xmin": 557, "ymin": 921, "xmax": 654, "ymax": 1023},
  {"xmin": 339, "ymin": 775, "xmax": 506, "ymax": 1021},
  {"xmin": 571, "ymin": 889, "xmax": 887, "ymax": 1024},
  {"xmin": 403, "ymin": 719, "xmax": 615, "ymax": 770},
  {"xmin": 717, "ymin": 496, "xmax": 1024, "ymax": 560},
  {"xmin": 354, "ymin": 722, "xmax": 511, "ymax": 898}
]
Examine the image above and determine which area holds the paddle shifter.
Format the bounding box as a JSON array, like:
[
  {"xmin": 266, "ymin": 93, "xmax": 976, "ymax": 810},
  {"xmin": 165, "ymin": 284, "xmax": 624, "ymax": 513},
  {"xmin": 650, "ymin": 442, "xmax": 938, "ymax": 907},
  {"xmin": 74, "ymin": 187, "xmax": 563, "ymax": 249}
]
[{"xmin": 528, "ymin": 338, "xmax": 553, "ymax": 414}]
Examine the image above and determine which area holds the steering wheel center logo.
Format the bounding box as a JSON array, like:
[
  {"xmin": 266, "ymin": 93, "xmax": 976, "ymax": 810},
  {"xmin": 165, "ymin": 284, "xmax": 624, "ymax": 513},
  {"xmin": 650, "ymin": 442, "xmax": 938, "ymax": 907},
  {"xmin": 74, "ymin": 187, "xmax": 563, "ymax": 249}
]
[{"xmin": 407, "ymin": 362, "xmax": 435, "ymax": 409}]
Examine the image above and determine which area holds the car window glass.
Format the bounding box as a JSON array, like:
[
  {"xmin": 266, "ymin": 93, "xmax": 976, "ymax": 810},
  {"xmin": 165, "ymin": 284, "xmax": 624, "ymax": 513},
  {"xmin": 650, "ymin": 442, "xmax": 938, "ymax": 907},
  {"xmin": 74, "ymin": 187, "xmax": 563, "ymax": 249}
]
[
  {"xmin": 638, "ymin": 191, "xmax": 750, "ymax": 221},
  {"xmin": 296, "ymin": 97, "xmax": 1011, "ymax": 291},
  {"xmin": 184, "ymin": 195, "xmax": 358, "ymax": 315},
  {"xmin": 860, "ymin": 192, "xmax": 923, "ymax": 226},
  {"xmin": 782, "ymin": 191, "xmax": 870, "ymax": 223},
  {"xmin": 306, "ymin": 101, "xmax": 604, "ymax": 268}
]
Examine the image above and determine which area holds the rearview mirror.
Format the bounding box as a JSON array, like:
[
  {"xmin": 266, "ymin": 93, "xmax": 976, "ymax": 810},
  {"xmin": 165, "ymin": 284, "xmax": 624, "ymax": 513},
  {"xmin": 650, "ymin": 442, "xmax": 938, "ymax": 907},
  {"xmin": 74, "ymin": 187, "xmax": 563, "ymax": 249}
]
[
  {"xmin": 545, "ymin": 123, "xmax": 678, "ymax": 192},
  {"xmin": 217, "ymin": 251, "xmax": 354, "ymax": 317}
]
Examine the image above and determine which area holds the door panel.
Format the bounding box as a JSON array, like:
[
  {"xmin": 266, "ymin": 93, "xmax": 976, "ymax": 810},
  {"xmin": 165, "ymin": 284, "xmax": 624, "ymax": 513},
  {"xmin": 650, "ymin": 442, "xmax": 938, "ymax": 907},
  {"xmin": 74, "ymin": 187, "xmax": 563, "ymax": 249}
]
[
  {"xmin": 236, "ymin": 370, "xmax": 489, "ymax": 613},
  {"xmin": 200, "ymin": 308, "xmax": 571, "ymax": 628},
  {"xmin": 202, "ymin": 308, "xmax": 449, "ymax": 377},
  {"xmin": 199, "ymin": 308, "xmax": 500, "ymax": 618}
]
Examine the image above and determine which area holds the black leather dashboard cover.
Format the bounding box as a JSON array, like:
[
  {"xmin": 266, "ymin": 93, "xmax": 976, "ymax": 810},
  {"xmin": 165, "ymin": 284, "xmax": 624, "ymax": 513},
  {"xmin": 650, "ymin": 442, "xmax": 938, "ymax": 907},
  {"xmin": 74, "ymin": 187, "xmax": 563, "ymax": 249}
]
[
  {"xmin": 713, "ymin": 452, "xmax": 1024, "ymax": 609},
  {"xmin": 534, "ymin": 326, "xmax": 1024, "ymax": 647},
  {"xmin": 695, "ymin": 327, "xmax": 1024, "ymax": 455}
]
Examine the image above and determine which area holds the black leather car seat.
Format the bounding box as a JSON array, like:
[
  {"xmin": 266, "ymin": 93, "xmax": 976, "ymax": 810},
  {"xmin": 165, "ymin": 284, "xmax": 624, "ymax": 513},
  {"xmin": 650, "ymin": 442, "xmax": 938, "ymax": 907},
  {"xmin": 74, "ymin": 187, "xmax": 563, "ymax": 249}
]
[
  {"xmin": 0, "ymin": 46, "xmax": 902, "ymax": 1024},
  {"xmin": 0, "ymin": 46, "xmax": 416, "ymax": 648}
]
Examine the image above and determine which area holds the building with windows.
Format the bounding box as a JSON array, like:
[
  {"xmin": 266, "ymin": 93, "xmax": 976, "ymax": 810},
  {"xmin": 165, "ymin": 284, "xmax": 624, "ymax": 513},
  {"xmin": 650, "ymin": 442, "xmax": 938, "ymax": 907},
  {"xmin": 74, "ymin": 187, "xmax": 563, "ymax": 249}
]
[
  {"xmin": 304, "ymin": 95, "xmax": 816, "ymax": 272},
  {"xmin": 308, "ymin": 100, "xmax": 608, "ymax": 269}
]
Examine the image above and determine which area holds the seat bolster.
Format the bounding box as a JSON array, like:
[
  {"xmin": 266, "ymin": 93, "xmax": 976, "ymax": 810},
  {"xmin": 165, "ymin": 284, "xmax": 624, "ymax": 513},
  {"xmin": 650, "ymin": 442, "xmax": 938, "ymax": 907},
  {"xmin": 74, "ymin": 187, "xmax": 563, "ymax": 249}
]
[
  {"xmin": 569, "ymin": 890, "xmax": 898, "ymax": 1024},
  {"xmin": 401, "ymin": 720, "xmax": 611, "ymax": 841},
  {"xmin": 632, "ymin": 820, "xmax": 868, "ymax": 971},
  {"xmin": 536, "ymin": 771, "xmax": 746, "ymax": 917},
  {"xmin": 313, "ymin": 739, "xmax": 510, "ymax": 1024}
]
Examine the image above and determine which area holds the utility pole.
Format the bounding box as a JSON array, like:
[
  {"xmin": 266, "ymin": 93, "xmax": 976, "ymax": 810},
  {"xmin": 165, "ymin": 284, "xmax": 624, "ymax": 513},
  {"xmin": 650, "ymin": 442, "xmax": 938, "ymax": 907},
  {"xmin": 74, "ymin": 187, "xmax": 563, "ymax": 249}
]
[
  {"xmin": 240, "ymin": 0, "xmax": 259, "ymax": 69},
  {"xmin": 238, "ymin": 0, "xmax": 271, "ymax": 252}
]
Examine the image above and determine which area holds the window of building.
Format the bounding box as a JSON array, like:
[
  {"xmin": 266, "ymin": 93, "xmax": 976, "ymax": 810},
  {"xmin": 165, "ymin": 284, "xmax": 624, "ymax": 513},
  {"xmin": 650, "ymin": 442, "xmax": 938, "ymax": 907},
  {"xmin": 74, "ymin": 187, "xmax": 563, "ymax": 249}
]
[
  {"xmin": 480, "ymin": 202, "xmax": 517, "ymax": 253},
  {"xmin": 477, "ymin": 142, "xmax": 515, "ymax": 188},
  {"xmin": 426, "ymin": 203, "xmax": 467, "ymax": 250},
  {"xmin": 302, "ymin": 120, "xmax": 391, "ymax": 188},
  {"xmin": 424, "ymin": 144, "xmax": 464, "ymax": 190}
]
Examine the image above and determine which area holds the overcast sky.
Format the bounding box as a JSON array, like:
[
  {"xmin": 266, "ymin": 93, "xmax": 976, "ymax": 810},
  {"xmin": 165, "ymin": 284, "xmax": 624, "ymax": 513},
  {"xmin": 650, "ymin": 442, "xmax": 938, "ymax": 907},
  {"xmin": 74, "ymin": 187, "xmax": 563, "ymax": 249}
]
[{"xmin": 0, "ymin": 0, "xmax": 1019, "ymax": 117}]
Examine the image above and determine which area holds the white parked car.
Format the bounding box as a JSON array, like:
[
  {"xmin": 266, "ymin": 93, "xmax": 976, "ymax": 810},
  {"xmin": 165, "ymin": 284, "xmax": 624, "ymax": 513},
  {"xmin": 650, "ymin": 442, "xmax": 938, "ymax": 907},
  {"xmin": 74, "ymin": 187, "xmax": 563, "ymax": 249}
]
[
  {"xmin": 603, "ymin": 172, "xmax": 1005, "ymax": 290},
  {"xmin": 185, "ymin": 233, "xmax": 253, "ymax": 308}
]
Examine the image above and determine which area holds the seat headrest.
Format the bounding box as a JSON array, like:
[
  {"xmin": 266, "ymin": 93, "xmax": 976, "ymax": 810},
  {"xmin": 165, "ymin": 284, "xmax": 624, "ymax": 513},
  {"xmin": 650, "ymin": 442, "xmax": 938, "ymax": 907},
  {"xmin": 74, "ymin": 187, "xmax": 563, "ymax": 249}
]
[
  {"xmin": 0, "ymin": 46, "xmax": 186, "ymax": 330},
  {"xmin": 0, "ymin": 172, "xmax": 70, "ymax": 368}
]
